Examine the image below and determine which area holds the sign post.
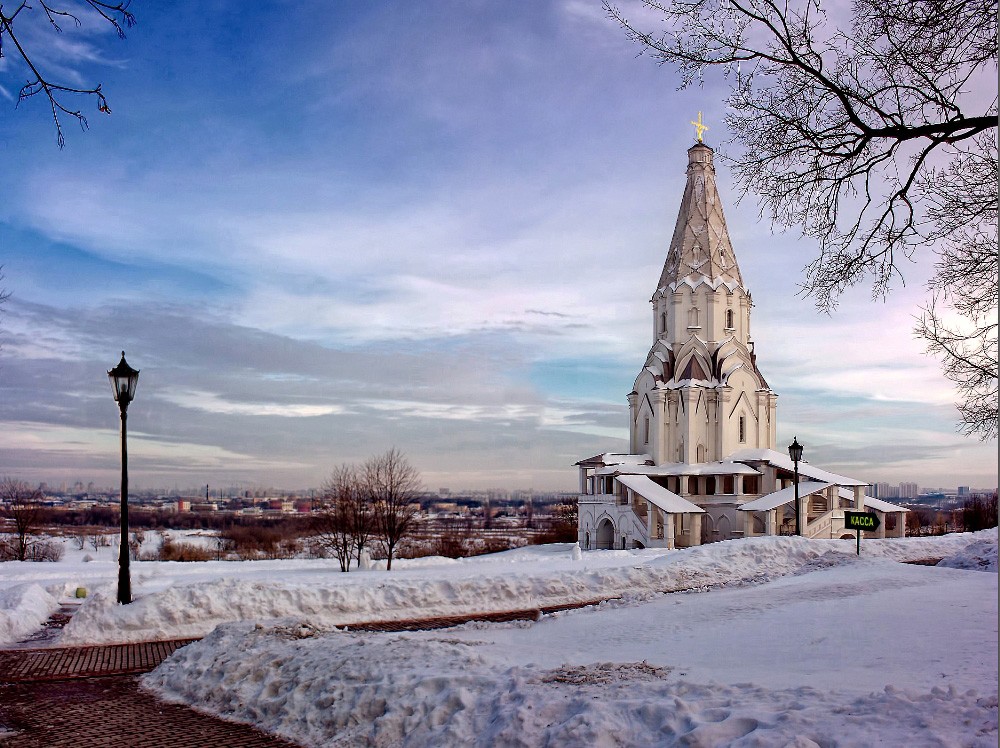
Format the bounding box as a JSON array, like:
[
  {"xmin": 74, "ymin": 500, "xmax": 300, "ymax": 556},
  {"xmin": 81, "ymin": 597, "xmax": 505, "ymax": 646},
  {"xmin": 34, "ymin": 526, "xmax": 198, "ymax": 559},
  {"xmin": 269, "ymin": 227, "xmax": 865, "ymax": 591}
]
[{"xmin": 844, "ymin": 511, "xmax": 881, "ymax": 555}]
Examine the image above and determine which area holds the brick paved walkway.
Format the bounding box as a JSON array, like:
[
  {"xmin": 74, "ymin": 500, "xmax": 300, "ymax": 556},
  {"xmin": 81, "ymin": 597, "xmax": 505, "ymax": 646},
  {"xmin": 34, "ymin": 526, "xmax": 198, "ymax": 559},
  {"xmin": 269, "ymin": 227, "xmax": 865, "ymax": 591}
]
[
  {"xmin": 0, "ymin": 676, "xmax": 298, "ymax": 747},
  {"xmin": 0, "ymin": 639, "xmax": 198, "ymax": 682}
]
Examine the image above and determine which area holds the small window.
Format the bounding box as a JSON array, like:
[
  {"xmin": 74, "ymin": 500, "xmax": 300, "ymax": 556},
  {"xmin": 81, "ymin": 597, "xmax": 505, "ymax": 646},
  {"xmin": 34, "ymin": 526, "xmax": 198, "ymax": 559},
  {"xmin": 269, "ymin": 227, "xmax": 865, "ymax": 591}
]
[
  {"xmin": 660, "ymin": 311, "xmax": 667, "ymax": 333},
  {"xmin": 688, "ymin": 307, "xmax": 700, "ymax": 327},
  {"xmin": 726, "ymin": 309, "xmax": 735, "ymax": 329},
  {"xmin": 739, "ymin": 415, "xmax": 746, "ymax": 443},
  {"xmin": 643, "ymin": 416, "xmax": 650, "ymax": 444}
]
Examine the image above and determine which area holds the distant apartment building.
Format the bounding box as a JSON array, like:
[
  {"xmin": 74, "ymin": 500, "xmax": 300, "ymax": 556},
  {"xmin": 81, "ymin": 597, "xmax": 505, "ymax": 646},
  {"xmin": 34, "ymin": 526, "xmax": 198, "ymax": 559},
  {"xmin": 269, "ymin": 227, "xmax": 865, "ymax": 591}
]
[
  {"xmin": 874, "ymin": 483, "xmax": 900, "ymax": 499},
  {"xmin": 898, "ymin": 482, "xmax": 919, "ymax": 499}
]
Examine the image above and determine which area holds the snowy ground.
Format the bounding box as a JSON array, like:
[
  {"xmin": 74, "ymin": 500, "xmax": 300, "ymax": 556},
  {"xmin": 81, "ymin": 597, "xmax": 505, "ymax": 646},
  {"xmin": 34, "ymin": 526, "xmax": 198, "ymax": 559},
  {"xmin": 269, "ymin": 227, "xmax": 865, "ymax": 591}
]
[{"xmin": 1, "ymin": 530, "xmax": 997, "ymax": 746}]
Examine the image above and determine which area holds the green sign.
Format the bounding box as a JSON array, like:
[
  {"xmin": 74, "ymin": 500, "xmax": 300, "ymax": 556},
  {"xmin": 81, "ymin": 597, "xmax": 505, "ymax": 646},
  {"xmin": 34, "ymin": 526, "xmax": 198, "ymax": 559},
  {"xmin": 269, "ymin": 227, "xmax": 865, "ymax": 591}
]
[{"xmin": 844, "ymin": 510, "xmax": 881, "ymax": 532}]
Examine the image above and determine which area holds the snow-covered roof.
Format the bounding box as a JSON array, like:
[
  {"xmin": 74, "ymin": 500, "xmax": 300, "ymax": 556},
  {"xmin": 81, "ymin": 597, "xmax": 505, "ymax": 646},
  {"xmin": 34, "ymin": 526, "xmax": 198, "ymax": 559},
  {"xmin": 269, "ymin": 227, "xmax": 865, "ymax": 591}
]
[
  {"xmin": 595, "ymin": 461, "xmax": 761, "ymax": 477},
  {"xmin": 861, "ymin": 496, "xmax": 908, "ymax": 513},
  {"xmin": 601, "ymin": 453, "xmax": 653, "ymax": 466},
  {"xmin": 726, "ymin": 448, "xmax": 867, "ymax": 487},
  {"xmin": 575, "ymin": 453, "xmax": 652, "ymax": 467},
  {"xmin": 836, "ymin": 488, "xmax": 908, "ymax": 513},
  {"xmin": 738, "ymin": 482, "xmax": 833, "ymax": 512},
  {"xmin": 616, "ymin": 475, "xmax": 705, "ymax": 514}
]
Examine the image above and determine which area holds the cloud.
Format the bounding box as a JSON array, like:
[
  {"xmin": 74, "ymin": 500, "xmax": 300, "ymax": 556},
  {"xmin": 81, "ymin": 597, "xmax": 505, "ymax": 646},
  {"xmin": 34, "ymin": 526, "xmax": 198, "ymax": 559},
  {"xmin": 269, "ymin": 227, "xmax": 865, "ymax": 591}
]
[{"xmin": 0, "ymin": 1, "xmax": 993, "ymax": 492}]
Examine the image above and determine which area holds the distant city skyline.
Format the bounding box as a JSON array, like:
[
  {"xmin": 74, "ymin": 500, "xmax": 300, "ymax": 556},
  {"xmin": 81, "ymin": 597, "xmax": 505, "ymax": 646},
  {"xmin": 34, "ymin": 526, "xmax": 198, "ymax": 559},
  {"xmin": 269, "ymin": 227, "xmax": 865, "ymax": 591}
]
[
  {"xmin": 1, "ymin": 2, "xmax": 996, "ymax": 492},
  {"xmin": 33, "ymin": 476, "xmax": 998, "ymax": 499}
]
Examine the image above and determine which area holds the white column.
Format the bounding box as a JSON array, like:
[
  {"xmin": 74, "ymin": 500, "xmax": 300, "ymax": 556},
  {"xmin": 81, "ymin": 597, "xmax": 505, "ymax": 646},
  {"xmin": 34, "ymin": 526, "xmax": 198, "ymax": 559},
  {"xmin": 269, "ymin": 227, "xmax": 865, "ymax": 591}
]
[
  {"xmin": 690, "ymin": 514, "xmax": 702, "ymax": 546},
  {"xmin": 853, "ymin": 485, "xmax": 864, "ymax": 510},
  {"xmin": 665, "ymin": 514, "xmax": 675, "ymax": 550}
]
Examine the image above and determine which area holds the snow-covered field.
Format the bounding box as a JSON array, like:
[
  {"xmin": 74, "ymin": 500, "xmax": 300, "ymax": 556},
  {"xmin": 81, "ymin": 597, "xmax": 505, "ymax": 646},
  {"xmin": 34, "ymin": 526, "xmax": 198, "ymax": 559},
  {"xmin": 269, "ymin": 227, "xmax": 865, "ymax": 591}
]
[{"xmin": 1, "ymin": 530, "xmax": 996, "ymax": 746}]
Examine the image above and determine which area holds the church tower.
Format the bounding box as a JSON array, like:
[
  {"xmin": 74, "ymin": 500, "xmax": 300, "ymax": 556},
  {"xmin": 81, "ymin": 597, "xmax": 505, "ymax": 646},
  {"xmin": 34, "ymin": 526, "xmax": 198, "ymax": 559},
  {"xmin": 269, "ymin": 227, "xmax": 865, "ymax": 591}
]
[{"xmin": 628, "ymin": 142, "xmax": 777, "ymax": 463}]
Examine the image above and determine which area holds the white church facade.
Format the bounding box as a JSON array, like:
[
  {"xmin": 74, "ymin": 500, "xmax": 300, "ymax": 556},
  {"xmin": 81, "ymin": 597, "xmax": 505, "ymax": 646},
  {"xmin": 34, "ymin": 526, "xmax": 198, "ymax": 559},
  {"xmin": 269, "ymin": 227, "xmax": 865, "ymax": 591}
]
[{"xmin": 576, "ymin": 139, "xmax": 907, "ymax": 550}]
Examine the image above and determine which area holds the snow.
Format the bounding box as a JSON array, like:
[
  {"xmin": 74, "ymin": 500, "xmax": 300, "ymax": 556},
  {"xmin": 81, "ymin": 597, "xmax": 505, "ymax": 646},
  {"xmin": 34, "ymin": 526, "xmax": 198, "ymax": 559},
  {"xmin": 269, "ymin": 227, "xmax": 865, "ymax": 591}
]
[
  {"xmin": 2, "ymin": 529, "xmax": 996, "ymax": 746},
  {"xmin": 737, "ymin": 481, "xmax": 831, "ymax": 511},
  {"xmin": 726, "ymin": 448, "xmax": 867, "ymax": 486},
  {"xmin": 937, "ymin": 536, "xmax": 998, "ymax": 572},
  {"xmin": 852, "ymin": 493, "xmax": 909, "ymax": 514},
  {"xmin": 615, "ymin": 474, "xmax": 705, "ymax": 513},
  {"xmin": 48, "ymin": 533, "xmax": 988, "ymax": 646},
  {"xmin": 0, "ymin": 582, "xmax": 60, "ymax": 644}
]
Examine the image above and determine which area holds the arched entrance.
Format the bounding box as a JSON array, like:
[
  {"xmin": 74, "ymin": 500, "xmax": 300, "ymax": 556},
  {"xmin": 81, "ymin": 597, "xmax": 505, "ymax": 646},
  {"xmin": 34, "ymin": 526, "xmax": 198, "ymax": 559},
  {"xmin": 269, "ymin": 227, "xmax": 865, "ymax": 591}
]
[
  {"xmin": 700, "ymin": 514, "xmax": 714, "ymax": 543},
  {"xmin": 596, "ymin": 518, "xmax": 615, "ymax": 550}
]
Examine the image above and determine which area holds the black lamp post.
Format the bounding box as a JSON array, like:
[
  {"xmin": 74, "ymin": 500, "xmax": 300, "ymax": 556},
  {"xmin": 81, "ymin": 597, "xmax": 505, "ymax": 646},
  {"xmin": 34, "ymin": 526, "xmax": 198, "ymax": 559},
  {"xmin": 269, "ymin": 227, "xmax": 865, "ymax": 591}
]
[
  {"xmin": 108, "ymin": 351, "xmax": 139, "ymax": 605},
  {"xmin": 788, "ymin": 436, "xmax": 803, "ymax": 536}
]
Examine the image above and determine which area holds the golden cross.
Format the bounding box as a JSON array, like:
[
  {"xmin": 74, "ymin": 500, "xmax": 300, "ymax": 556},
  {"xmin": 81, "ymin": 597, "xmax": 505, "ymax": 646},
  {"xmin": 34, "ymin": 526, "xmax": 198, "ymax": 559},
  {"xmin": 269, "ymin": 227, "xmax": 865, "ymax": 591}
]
[{"xmin": 691, "ymin": 111, "xmax": 709, "ymax": 142}]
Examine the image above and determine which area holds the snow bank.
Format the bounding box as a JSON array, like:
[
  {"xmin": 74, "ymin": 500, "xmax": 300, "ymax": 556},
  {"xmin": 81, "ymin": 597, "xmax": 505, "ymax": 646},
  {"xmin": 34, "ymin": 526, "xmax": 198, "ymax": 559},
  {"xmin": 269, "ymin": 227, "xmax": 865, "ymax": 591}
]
[
  {"xmin": 59, "ymin": 537, "xmax": 827, "ymax": 644},
  {"xmin": 937, "ymin": 533, "xmax": 998, "ymax": 572},
  {"xmin": 863, "ymin": 528, "xmax": 998, "ymax": 563},
  {"xmin": 0, "ymin": 583, "xmax": 60, "ymax": 645},
  {"xmin": 145, "ymin": 617, "xmax": 998, "ymax": 748},
  {"xmin": 58, "ymin": 533, "xmax": 994, "ymax": 645}
]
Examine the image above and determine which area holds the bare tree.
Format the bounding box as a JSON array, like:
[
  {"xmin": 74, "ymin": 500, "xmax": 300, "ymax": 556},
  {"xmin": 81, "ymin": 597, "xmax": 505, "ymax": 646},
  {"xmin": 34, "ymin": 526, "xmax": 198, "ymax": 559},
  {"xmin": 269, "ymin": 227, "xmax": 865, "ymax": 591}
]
[
  {"xmin": 914, "ymin": 133, "xmax": 998, "ymax": 438},
  {"xmin": 313, "ymin": 464, "xmax": 359, "ymax": 572},
  {"xmin": 365, "ymin": 448, "xmax": 421, "ymax": 571},
  {"xmin": 962, "ymin": 492, "xmax": 999, "ymax": 533},
  {"xmin": 606, "ymin": 0, "xmax": 998, "ymax": 438},
  {"xmin": 0, "ymin": 477, "xmax": 44, "ymax": 561},
  {"xmin": 1, "ymin": 1, "xmax": 136, "ymax": 146}
]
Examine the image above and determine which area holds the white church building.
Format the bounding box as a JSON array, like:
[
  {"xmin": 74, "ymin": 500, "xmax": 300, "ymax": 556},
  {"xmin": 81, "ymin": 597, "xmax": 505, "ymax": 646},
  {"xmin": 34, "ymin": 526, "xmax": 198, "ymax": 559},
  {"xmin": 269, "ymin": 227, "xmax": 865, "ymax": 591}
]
[{"xmin": 576, "ymin": 138, "xmax": 907, "ymax": 550}]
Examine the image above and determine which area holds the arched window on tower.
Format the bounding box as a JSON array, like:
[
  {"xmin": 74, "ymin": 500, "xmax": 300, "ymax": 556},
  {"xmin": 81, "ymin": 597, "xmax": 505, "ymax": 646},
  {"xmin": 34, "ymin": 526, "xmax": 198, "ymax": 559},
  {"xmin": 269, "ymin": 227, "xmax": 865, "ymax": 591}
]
[
  {"xmin": 725, "ymin": 308, "xmax": 735, "ymax": 330},
  {"xmin": 739, "ymin": 415, "xmax": 746, "ymax": 443},
  {"xmin": 688, "ymin": 307, "xmax": 700, "ymax": 328},
  {"xmin": 660, "ymin": 311, "xmax": 667, "ymax": 334},
  {"xmin": 696, "ymin": 444, "xmax": 706, "ymax": 462},
  {"xmin": 643, "ymin": 416, "xmax": 650, "ymax": 445}
]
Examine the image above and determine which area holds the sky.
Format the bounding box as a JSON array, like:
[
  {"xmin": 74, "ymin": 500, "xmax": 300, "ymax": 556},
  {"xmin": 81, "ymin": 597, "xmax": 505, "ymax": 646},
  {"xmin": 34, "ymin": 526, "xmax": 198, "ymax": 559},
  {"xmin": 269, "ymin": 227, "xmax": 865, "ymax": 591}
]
[{"xmin": 0, "ymin": 0, "xmax": 995, "ymax": 494}]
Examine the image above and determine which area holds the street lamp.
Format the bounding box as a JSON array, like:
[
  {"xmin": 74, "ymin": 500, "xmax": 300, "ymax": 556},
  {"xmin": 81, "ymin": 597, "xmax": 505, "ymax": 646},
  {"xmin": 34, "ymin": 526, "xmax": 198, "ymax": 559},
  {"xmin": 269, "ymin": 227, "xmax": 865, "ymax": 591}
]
[
  {"xmin": 108, "ymin": 351, "xmax": 139, "ymax": 605},
  {"xmin": 788, "ymin": 436, "xmax": 803, "ymax": 536}
]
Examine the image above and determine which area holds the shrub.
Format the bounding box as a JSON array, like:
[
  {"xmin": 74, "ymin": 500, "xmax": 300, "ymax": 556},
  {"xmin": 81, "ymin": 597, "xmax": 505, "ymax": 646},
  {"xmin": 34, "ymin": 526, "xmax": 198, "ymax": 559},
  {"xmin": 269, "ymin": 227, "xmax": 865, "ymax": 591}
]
[
  {"xmin": 26, "ymin": 539, "xmax": 64, "ymax": 562},
  {"xmin": 0, "ymin": 535, "xmax": 64, "ymax": 561},
  {"xmin": 156, "ymin": 534, "xmax": 214, "ymax": 562}
]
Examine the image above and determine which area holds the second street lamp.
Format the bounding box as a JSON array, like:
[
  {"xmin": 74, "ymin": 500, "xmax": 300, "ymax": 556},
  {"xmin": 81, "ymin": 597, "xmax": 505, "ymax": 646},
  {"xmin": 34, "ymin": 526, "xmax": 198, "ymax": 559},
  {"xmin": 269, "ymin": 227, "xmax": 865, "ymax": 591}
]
[
  {"xmin": 108, "ymin": 351, "xmax": 139, "ymax": 605},
  {"xmin": 788, "ymin": 436, "xmax": 804, "ymax": 536}
]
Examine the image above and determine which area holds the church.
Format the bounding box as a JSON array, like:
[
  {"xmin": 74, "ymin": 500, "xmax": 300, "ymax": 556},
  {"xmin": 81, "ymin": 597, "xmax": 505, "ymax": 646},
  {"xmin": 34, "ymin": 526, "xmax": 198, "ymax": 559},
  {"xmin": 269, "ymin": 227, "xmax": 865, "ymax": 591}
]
[{"xmin": 576, "ymin": 131, "xmax": 907, "ymax": 550}]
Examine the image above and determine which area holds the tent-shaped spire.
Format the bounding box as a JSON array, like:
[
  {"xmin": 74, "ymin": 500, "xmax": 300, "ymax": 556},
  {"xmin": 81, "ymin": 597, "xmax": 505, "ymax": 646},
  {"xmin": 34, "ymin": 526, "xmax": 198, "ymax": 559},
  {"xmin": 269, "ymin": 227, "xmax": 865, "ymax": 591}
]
[{"xmin": 656, "ymin": 143, "xmax": 743, "ymax": 294}]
